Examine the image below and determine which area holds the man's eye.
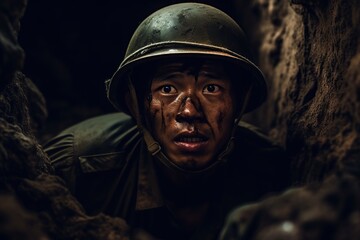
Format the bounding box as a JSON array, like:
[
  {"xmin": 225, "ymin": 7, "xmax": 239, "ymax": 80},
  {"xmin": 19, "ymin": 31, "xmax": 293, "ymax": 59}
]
[
  {"xmin": 203, "ymin": 84, "xmax": 220, "ymax": 93},
  {"xmin": 161, "ymin": 85, "xmax": 177, "ymax": 94}
]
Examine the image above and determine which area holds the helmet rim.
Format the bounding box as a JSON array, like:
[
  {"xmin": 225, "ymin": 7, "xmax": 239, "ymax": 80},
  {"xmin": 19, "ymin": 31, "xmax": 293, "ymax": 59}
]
[
  {"xmin": 106, "ymin": 2, "xmax": 267, "ymax": 115},
  {"xmin": 107, "ymin": 42, "xmax": 267, "ymax": 114}
]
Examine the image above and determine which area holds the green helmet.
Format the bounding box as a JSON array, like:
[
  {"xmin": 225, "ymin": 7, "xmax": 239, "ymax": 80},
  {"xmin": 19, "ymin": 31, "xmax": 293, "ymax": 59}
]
[{"xmin": 106, "ymin": 2, "xmax": 267, "ymax": 114}]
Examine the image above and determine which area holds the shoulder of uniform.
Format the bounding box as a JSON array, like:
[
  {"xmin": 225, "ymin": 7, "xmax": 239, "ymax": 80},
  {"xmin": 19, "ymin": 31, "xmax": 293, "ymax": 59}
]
[
  {"xmin": 63, "ymin": 112, "xmax": 135, "ymax": 133},
  {"xmin": 45, "ymin": 112, "xmax": 140, "ymax": 158},
  {"xmin": 44, "ymin": 112, "xmax": 141, "ymax": 194},
  {"xmin": 67, "ymin": 112, "xmax": 139, "ymax": 154}
]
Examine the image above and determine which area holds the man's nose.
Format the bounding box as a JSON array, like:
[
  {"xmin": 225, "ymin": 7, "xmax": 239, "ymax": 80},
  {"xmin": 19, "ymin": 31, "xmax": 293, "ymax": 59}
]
[{"xmin": 176, "ymin": 97, "xmax": 204, "ymax": 123}]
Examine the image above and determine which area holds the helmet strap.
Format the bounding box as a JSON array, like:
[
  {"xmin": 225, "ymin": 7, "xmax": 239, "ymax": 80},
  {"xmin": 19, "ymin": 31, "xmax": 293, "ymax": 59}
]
[
  {"xmin": 127, "ymin": 77, "xmax": 162, "ymax": 155},
  {"xmin": 218, "ymin": 83, "xmax": 254, "ymax": 161},
  {"xmin": 234, "ymin": 83, "xmax": 253, "ymax": 128}
]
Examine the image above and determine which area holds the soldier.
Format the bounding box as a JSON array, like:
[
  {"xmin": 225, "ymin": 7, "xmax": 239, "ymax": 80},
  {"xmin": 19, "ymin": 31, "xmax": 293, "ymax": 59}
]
[{"xmin": 45, "ymin": 3, "xmax": 290, "ymax": 240}]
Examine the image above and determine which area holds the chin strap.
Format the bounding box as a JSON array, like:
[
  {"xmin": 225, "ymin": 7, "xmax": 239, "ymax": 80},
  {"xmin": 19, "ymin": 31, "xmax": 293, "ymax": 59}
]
[
  {"xmin": 233, "ymin": 84, "xmax": 253, "ymax": 133},
  {"xmin": 127, "ymin": 77, "xmax": 162, "ymax": 155},
  {"xmin": 127, "ymin": 76, "xmax": 253, "ymax": 177},
  {"xmin": 217, "ymin": 83, "xmax": 253, "ymax": 163}
]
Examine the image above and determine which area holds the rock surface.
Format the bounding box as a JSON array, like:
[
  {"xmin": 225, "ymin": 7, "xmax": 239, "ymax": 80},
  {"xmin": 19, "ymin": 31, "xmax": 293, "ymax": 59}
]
[
  {"xmin": 0, "ymin": 0, "xmax": 131, "ymax": 239},
  {"xmin": 220, "ymin": 172, "xmax": 360, "ymax": 240},
  {"xmin": 241, "ymin": 0, "xmax": 360, "ymax": 184},
  {"xmin": 219, "ymin": 1, "xmax": 360, "ymax": 239}
]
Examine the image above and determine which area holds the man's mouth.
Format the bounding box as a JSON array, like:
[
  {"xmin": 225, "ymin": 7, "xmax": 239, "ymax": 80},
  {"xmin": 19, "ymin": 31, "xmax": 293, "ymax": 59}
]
[
  {"xmin": 173, "ymin": 133, "xmax": 209, "ymax": 151},
  {"xmin": 175, "ymin": 136, "xmax": 208, "ymax": 142}
]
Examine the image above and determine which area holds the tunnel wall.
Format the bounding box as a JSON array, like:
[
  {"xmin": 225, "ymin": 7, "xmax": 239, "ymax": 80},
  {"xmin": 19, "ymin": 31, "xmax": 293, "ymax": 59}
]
[{"xmin": 240, "ymin": 0, "xmax": 360, "ymax": 184}]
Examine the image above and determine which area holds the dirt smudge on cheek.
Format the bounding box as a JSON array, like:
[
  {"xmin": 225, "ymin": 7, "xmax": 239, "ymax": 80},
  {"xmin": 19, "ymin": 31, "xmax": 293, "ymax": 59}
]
[
  {"xmin": 148, "ymin": 98, "xmax": 161, "ymax": 132},
  {"xmin": 203, "ymin": 109, "xmax": 215, "ymax": 137},
  {"xmin": 161, "ymin": 101, "xmax": 166, "ymax": 131},
  {"xmin": 150, "ymin": 108, "xmax": 159, "ymax": 125}
]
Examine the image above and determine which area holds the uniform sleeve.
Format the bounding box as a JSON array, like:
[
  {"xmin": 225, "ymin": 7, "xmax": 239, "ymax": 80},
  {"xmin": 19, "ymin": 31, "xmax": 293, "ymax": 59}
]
[{"xmin": 44, "ymin": 132, "xmax": 79, "ymax": 193}]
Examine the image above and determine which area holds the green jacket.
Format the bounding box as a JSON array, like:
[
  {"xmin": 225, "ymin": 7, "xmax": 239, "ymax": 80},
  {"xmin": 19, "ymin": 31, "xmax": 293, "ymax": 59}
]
[{"xmin": 44, "ymin": 112, "xmax": 290, "ymax": 240}]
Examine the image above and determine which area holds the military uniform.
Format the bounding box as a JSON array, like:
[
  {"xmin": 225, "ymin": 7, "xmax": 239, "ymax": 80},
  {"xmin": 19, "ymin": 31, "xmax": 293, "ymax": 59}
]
[{"xmin": 45, "ymin": 112, "xmax": 290, "ymax": 240}]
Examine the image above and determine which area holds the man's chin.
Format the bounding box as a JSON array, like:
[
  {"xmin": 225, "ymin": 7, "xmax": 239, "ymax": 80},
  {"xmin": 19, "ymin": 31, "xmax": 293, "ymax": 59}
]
[{"xmin": 171, "ymin": 157, "xmax": 214, "ymax": 171}]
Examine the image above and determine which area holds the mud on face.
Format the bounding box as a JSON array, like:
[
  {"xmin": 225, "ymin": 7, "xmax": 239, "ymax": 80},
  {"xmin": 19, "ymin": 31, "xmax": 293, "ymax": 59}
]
[{"xmin": 142, "ymin": 59, "xmax": 237, "ymax": 170}]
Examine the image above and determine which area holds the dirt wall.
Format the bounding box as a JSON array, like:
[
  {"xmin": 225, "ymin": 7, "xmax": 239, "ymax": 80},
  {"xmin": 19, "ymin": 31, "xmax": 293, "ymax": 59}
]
[{"xmin": 241, "ymin": 0, "xmax": 360, "ymax": 185}]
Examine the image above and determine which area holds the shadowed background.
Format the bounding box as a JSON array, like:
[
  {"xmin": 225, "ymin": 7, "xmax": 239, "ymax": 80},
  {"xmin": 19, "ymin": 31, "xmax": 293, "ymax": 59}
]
[{"xmin": 18, "ymin": 0, "xmax": 247, "ymax": 141}]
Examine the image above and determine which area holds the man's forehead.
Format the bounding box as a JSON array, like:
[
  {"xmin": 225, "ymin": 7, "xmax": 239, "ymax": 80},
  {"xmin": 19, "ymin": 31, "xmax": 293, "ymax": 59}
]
[{"xmin": 153, "ymin": 60, "xmax": 227, "ymax": 75}]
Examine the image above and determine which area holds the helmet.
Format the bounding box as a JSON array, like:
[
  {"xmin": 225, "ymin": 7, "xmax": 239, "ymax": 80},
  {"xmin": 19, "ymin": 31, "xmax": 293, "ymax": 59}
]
[{"xmin": 106, "ymin": 2, "xmax": 267, "ymax": 114}]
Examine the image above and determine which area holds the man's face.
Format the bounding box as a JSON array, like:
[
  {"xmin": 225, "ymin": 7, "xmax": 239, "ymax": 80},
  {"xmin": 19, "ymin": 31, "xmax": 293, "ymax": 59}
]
[{"xmin": 144, "ymin": 60, "xmax": 236, "ymax": 170}]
